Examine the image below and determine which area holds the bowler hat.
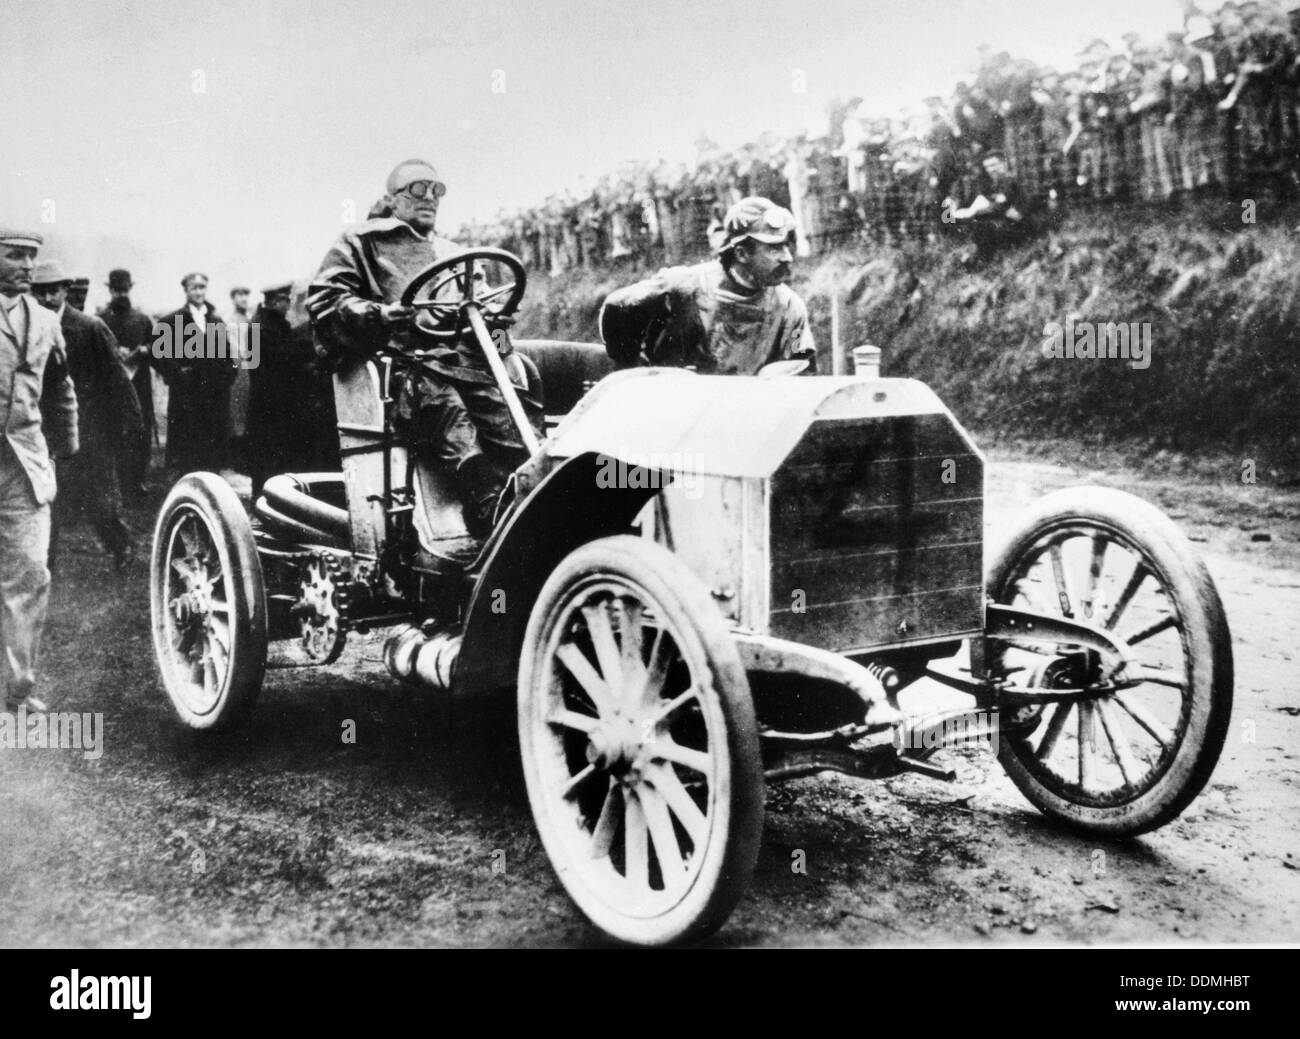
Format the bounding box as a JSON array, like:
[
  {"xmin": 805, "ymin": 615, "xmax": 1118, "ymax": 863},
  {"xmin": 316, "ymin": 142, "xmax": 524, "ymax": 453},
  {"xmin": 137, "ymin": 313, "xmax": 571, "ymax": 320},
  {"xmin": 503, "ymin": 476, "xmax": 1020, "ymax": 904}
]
[{"xmin": 107, "ymin": 268, "xmax": 134, "ymax": 291}]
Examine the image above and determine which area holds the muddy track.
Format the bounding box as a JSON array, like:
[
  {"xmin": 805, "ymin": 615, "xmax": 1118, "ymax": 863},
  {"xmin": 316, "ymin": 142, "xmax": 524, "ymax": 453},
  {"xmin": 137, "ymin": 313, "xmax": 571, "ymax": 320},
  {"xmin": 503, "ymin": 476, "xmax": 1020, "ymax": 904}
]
[{"xmin": 2, "ymin": 447, "xmax": 1297, "ymax": 947}]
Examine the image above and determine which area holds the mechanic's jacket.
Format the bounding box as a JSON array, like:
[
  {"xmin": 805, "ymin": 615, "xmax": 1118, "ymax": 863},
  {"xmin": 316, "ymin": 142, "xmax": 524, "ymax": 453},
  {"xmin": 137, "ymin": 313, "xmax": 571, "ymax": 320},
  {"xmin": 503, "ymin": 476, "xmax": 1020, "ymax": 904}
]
[
  {"xmin": 599, "ymin": 258, "xmax": 816, "ymax": 374},
  {"xmin": 0, "ymin": 295, "xmax": 78, "ymax": 506},
  {"xmin": 308, "ymin": 217, "xmax": 500, "ymax": 385}
]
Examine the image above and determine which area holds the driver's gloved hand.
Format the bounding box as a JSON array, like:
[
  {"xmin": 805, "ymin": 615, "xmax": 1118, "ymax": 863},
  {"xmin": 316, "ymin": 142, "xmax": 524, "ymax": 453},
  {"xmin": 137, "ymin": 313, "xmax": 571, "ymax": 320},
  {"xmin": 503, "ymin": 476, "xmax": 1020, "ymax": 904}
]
[{"xmin": 379, "ymin": 303, "xmax": 415, "ymax": 327}]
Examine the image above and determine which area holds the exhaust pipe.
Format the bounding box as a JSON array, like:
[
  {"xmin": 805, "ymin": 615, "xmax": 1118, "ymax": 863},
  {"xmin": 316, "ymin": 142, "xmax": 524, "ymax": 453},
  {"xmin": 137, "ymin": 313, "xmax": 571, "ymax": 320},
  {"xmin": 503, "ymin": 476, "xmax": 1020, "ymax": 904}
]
[
  {"xmin": 261, "ymin": 474, "xmax": 349, "ymax": 537},
  {"xmin": 383, "ymin": 624, "xmax": 461, "ymax": 691}
]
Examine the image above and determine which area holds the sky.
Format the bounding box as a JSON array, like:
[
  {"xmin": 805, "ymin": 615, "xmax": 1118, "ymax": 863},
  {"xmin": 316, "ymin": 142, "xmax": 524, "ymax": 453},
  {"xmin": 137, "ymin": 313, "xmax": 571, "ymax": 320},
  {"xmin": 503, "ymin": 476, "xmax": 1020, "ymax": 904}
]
[{"xmin": 1, "ymin": 0, "xmax": 1189, "ymax": 313}]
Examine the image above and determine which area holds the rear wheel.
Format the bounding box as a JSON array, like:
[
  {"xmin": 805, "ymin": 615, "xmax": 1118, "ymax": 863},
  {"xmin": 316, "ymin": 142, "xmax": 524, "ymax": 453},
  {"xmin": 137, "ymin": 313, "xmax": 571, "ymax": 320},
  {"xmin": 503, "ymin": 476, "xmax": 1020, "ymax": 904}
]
[
  {"xmin": 151, "ymin": 473, "xmax": 268, "ymax": 729},
  {"xmin": 519, "ymin": 535, "xmax": 763, "ymax": 946},
  {"xmin": 987, "ymin": 487, "xmax": 1233, "ymax": 836}
]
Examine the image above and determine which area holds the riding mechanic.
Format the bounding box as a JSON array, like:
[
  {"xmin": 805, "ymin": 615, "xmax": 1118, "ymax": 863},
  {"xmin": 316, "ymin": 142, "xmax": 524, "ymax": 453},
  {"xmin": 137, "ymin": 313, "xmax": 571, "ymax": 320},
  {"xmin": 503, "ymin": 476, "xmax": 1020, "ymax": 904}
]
[{"xmin": 598, "ymin": 196, "xmax": 817, "ymax": 374}]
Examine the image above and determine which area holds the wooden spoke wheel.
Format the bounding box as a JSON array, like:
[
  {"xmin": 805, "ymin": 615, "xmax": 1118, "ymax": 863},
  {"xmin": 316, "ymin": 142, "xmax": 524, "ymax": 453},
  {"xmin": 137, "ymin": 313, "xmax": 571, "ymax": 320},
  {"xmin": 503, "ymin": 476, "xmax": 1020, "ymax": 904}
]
[
  {"xmin": 519, "ymin": 536, "xmax": 763, "ymax": 946},
  {"xmin": 151, "ymin": 474, "xmax": 267, "ymax": 729},
  {"xmin": 987, "ymin": 487, "xmax": 1233, "ymax": 836}
]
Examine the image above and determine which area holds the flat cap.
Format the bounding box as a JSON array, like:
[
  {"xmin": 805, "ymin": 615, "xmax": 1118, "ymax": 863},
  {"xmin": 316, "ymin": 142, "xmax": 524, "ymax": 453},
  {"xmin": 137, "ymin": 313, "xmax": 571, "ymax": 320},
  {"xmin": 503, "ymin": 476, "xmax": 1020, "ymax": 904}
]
[
  {"xmin": 715, "ymin": 196, "xmax": 797, "ymax": 253},
  {"xmin": 0, "ymin": 229, "xmax": 44, "ymax": 249},
  {"xmin": 262, "ymin": 281, "xmax": 294, "ymax": 297}
]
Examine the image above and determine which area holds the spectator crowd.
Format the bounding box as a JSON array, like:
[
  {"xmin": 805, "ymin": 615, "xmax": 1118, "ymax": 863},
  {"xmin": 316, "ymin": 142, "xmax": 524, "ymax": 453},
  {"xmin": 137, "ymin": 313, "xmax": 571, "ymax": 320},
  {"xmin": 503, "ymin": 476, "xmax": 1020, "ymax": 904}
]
[{"xmin": 461, "ymin": 0, "xmax": 1300, "ymax": 261}]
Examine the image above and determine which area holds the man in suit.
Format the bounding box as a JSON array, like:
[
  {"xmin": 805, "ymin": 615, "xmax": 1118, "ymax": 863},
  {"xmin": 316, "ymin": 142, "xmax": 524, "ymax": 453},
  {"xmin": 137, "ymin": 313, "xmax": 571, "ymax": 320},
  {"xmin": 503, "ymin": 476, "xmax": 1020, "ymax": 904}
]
[
  {"xmin": 155, "ymin": 272, "xmax": 237, "ymax": 474},
  {"xmin": 99, "ymin": 268, "xmax": 156, "ymax": 497},
  {"xmin": 0, "ymin": 230, "xmax": 79, "ymax": 714},
  {"xmin": 66, "ymin": 277, "xmax": 90, "ymax": 313},
  {"xmin": 31, "ymin": 261, "xmax": 141, "ymax": 571},
  {"xmin": 226, "ymin": 285, "xmax": 253, "ymax": 472}
]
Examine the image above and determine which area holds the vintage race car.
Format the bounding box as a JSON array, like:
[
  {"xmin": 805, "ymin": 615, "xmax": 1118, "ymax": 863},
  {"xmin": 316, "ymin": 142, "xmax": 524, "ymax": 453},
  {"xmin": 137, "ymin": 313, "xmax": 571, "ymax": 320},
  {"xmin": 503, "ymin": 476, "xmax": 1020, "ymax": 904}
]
[{"xmin": 150, "ymin": 249, "xmax": 1233, "ymax": 946}]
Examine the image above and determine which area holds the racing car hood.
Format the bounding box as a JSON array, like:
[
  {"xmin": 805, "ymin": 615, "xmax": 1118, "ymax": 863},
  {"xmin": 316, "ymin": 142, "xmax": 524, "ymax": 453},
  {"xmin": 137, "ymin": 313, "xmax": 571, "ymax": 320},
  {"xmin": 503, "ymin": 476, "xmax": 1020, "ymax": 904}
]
[{"xmin": 535, "ymin": 367, "xmax": 974, "ymax": 478}]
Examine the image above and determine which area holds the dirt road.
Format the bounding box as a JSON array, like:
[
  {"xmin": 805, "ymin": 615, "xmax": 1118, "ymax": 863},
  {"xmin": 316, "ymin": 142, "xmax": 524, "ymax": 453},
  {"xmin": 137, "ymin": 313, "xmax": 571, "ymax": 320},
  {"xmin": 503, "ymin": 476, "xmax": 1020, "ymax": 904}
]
[{"xmin": 3, "ymin": 447, "xmax": 1297, "ymax": 947}]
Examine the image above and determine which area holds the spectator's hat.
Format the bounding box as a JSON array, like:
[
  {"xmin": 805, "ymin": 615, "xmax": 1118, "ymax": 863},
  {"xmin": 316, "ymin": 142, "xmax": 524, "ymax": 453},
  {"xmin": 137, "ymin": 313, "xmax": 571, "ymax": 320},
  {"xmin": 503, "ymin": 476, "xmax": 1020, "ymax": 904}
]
[
  {"xmin": 31, "ymin": 260, "xmax": 71, "ymax": 286},
  {"xmin": 0, "ymin": 229, "xmax": 43, "ymax": 249},
  {"xmin": 1185, "ymin": 15, "xmax": 1215, "ymax": 41},
  {"xmin": 230, "ymin": 285, "xmax": 250, "ymax": 295},
  {"xmin": 107, "ymin": 268, "xmax": 133, "ymax": 290},
  {"xmin": 262, "ymin": 281, "xmax": 293, "ymax": 298},
  {"xmin": 715, "ymin": 196, "xmax": 797, "ymax": 254},
  {"xmin": 980, "ymin": 150, "xmax": 1008, "ymax": 171},
  {"xmin": 71, "ymin": 276, "xmax": 89, "ymax": 288}
]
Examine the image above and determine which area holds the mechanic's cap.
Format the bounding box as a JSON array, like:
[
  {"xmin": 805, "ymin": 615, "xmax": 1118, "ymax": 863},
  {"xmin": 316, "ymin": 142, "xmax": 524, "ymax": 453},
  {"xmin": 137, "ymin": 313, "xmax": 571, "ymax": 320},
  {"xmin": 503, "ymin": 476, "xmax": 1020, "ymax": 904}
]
[
  {"xmin": 262, "ymin": 281, "xmax": 293, "ymax": 297},
  {"xmin": 0, "ymin": 229, "xmax": 43, "ymax": 249},
  {"xmin": 386, "ymin": 158, "xmax": 442, "ymax": 194},
  {"xmin": 716, "ymin": 196, "xmax": 797, "ymax": 254},
  {"xmin": 31, "ymin": 259, "xmax": 71, "ymax": 286}
]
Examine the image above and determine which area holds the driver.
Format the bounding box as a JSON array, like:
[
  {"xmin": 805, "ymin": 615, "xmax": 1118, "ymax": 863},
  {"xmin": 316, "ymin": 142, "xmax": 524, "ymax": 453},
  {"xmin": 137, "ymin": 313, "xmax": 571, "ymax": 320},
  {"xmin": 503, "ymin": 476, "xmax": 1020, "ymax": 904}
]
[
  {"xmin": 598, "ymin": 196, "xmax": 816, "ymax": 374},
  {"xmin": 308, "ymin": 158, "xmax": 543, "ymax": 538}
]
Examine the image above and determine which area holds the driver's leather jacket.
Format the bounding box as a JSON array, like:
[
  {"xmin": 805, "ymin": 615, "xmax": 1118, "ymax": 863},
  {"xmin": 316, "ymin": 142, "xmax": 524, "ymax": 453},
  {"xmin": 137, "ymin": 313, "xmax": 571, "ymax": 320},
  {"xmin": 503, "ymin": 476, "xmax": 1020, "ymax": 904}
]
[{"xmin": 308, "ymin": 217, "xmax": 499, "ymax": 385}]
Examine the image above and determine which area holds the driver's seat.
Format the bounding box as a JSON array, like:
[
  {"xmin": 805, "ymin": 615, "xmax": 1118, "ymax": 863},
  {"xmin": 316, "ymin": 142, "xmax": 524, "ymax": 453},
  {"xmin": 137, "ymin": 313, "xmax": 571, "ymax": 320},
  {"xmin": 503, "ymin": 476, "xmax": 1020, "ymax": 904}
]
[
  {"xmin": 332, "ymin": 354, "xmax": 542, "ymax": 571},
  {"xmin": 332, "ymin": 358, "xmax": 478, "ymax": 569}
]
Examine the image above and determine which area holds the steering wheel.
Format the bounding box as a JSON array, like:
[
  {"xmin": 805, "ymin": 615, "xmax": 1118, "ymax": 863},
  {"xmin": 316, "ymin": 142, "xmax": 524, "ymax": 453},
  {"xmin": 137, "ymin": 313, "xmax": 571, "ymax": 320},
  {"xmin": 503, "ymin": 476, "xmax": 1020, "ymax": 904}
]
[{"xmin": 399, "ymin": 247, "xmax": 527, "ymax": 342}]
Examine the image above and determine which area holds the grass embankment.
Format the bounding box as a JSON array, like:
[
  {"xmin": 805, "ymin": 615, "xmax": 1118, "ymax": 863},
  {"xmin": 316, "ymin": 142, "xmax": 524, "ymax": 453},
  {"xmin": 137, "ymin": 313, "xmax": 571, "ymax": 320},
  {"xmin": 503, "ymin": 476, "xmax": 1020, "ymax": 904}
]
[{"xmin": 513, "ymin": 204, "xmax": 1299, "ymax": 481}]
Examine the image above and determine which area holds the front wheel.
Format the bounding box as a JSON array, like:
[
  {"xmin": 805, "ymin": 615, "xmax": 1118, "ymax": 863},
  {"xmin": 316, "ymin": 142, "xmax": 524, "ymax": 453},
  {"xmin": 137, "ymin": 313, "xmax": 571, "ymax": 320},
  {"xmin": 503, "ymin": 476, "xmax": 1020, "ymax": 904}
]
[
  {"xmin": 518, "ymin": 535, "xmax": 763, "ymax": 946},
  {"xmin": 986, "ymin": 487, "xmax": 1233, "ymax": 836},
  {"xmin": 150, "ymin": 473, "xmax": 268, "ymax": 729}
]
